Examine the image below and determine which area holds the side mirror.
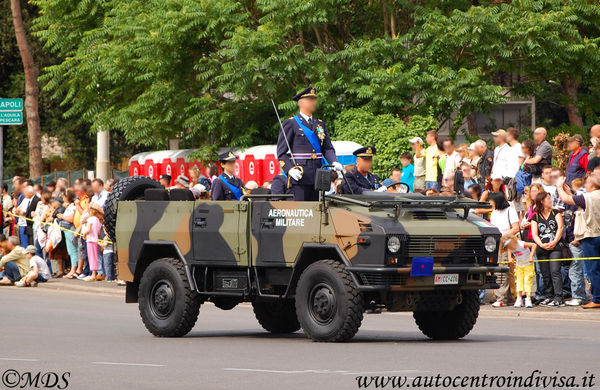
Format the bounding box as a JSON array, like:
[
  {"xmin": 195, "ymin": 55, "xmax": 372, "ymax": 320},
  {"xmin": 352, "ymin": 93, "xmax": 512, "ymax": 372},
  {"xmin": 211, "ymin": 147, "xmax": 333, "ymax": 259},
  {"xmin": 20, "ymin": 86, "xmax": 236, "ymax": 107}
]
[
  {"xmin": 454, "ymin": 169, "xmax": 465, "ymax": 196},
  {"xmin": 314, "ymin": 168, "xmax": 333, "ymax": 192}
]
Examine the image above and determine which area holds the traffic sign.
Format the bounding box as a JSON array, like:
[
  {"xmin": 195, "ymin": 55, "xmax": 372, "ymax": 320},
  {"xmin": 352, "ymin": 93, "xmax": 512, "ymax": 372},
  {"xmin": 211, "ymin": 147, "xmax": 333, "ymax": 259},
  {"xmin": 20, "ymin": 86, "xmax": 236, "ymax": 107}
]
[
  {"xmin": 0, "ymin": 111, "xmax": 23, "ymax": 125},
  {"xmin": 0, "ymin": 98, "xmax": 23, "ymax": 112}
]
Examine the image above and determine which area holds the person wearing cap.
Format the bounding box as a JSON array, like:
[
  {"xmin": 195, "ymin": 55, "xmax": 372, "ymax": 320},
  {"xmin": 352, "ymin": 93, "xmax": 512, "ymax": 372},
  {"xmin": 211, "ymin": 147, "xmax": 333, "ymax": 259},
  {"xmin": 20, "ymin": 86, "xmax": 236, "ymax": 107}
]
[
  {"xmin": 410, "ymin": 137, "xmax": 426, "ymax": 191},
  {"xmin": 381, "ymin": 178, "xmax": 398, "ymax": 193},
  {"xmin": 191, "ymin": 184, "xmax": 209, "ymax": 200},
  {"xmin": 276, "ymin": 86, "xmax": 343, "ymax": 201},
  {"xmin": 15, "ymin": 245, "xmax": 52, "ymax": 287},
  {"xmin": 565, "ymin": 134, "xmax": 589, "ymax": 185},
  {"xmin": 173, "ymin": 175, "xmax": 191, "ymax": 189},
  {"xmin": 341, "ymin": 147, "xmax": 384, "ymax": 194},
  {"xmin": 212, "ymin": 151, "xmax": 245, "ymax": 201},
  {"xmin": 490, "ymin": 129, "xmax": 513, "ymax": 181},
  {"xmin": 159, "ymin": 174, "xmax": 172, "ymax": 189}
]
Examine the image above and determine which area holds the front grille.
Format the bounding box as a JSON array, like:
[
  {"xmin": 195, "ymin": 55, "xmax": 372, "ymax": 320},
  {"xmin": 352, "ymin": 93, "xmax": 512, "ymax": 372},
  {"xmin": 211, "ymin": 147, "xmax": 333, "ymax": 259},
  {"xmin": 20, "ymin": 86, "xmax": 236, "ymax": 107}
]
[
  {"xmin": 411, "ymin": 210, "xmax": 447, "ymax": 220},
  {"xmin": 407, "ymin": 235, "xmax": 484, "ymax": 258},
  {"xmin": 358, "ymin": 272, "xmax": 408, "ymax": 286}
]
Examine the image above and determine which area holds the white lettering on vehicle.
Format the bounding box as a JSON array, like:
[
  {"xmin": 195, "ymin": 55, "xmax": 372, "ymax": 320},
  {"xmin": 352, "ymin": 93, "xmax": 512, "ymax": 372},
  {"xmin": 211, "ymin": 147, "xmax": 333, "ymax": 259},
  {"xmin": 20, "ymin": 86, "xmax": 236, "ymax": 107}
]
[{"xmin": 267, "ymin": 208, "xmax": 314, "ymax": 227}]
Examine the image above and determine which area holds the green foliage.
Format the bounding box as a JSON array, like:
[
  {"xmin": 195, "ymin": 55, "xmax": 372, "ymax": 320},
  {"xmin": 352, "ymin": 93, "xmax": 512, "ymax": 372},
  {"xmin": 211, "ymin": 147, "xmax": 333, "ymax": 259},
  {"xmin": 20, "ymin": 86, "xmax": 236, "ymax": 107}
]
[
  {"xmin": 333, "ymin": 109, "xmax": 437, "ymax": 177},
  {"xmin": 25, "ymin": 0, "xmax": 600, "ymax": 156}
]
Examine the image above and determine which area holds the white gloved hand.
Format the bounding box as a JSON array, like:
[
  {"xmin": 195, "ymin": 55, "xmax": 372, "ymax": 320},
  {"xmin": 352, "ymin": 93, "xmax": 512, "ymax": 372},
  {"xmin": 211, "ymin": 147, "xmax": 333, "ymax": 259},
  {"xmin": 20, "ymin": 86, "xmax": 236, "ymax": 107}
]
[
  {"xmin": 375, "ymin": 186, "xmax": 387, "ymax": 192},
  {"xmin": 288, "ymin": 167, "xmax": 303, "ymax": 181},
  {"xmin": 332, "ymin": 161, "xmax": 344, "ymax": 172}
]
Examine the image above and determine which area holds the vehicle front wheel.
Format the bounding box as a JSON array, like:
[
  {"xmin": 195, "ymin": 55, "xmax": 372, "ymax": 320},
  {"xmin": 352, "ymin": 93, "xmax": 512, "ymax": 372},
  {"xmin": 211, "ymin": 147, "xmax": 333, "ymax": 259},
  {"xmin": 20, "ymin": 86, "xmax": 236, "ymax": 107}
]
[
  {"xmin": 413, "ymin": 290, "xmax": 480, "ymax": 340},
  {"xmin": 295, "ymin": 260, "xmax": 364, "ymax": 342},
  {"xmin": 252, "ymin": 300, "xmax": 300, "ymax": 333},
  {"xmin": 138, "ymin": 258, "xmax": 201, "ymax": 337}
]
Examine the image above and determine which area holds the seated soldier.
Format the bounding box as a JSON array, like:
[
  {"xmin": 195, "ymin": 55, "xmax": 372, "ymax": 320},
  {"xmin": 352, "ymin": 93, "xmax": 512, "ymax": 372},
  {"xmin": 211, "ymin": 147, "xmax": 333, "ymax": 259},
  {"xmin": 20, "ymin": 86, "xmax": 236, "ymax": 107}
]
[
  {"xmin": 341, "ymin": 146, "xmax": 386, "ymax": 194},
  {"xmin": 212, "ymin": 151, "xmax": 246, "ymax": 200}
]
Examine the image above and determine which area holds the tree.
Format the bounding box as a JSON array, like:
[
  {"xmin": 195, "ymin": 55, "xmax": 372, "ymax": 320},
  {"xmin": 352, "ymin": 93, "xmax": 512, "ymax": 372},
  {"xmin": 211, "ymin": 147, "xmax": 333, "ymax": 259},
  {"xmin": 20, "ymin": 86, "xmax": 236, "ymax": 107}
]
[{"xmin": 10, "ymin": 0, "xmax": 42, "ymax": 177}]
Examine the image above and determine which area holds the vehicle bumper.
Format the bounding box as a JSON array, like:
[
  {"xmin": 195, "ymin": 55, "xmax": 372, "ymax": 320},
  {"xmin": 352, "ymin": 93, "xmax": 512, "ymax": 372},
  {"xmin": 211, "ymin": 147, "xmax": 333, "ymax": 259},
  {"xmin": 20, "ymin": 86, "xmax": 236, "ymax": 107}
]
[{"xmin": 346, "ymin": 265, "xmax": 509, "ymax": 292}]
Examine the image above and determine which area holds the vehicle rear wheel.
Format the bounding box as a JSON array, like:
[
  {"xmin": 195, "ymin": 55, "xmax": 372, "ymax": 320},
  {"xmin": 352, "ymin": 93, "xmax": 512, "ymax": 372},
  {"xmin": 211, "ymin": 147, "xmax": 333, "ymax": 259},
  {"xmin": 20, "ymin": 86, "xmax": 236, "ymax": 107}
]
[
  {"xmin": 104, "ymin": 176, "xmax": 162, "ymax": 241},
  {"xmin": 413, "ymin": 290, "xmax": 480, "ymax": 340},
  {"xmin": 295, "ymin": 260, "xmax": 364, "ymax": 342},
  {"xmin": 252, "ymin": 300, "xmax": 300, "ymax": 333},
  {"xmin": 138, "ymin": 258, "xmax": 201, "ymax": 337}
]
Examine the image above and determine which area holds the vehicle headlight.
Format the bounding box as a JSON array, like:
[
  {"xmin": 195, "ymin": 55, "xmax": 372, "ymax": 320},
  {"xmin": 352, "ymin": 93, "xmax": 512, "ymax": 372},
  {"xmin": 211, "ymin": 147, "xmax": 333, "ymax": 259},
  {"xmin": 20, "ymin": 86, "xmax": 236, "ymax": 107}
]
[
  {"xmin": 484, "ymin": 236, "xmax": 497, "ymax": 253},
  {"xmin": 387, "ymin": 236, "xmax": 401, "ymax": 253}
]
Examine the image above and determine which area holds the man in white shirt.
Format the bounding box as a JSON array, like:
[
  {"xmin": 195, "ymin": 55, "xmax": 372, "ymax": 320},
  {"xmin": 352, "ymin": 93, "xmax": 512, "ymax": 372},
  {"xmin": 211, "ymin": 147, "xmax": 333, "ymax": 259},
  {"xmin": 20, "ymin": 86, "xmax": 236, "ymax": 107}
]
[
  {"xmin": 491, "ymin": 129, "xmax": 514, "ymax": 179},
  {"xmin": 90, "ymin": 178, "xmax": 108, "ymax": 208},
  {"xmin": 442, "ymin": 138, "xmax": 461, "ymax": 181}
]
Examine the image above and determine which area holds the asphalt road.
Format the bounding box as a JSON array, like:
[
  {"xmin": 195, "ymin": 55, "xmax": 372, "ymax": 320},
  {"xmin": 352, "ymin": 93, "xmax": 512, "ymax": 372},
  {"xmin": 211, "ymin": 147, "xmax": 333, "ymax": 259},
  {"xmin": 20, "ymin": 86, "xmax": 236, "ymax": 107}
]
[{"xmin": 2, "ymin": 288, "xmax": 600, "ymax": 390}]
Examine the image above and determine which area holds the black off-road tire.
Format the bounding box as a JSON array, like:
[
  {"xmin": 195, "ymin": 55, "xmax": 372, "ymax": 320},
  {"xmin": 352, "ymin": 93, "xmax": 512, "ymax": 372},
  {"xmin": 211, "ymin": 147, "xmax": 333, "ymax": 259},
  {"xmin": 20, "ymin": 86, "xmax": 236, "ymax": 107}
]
[
  {"xmin": 295, "ymin": 260, "xmax": 364, "ymax": 342},
  {"xmin": 104, "ymin": 176, "xmax": 162, "ymax": 241},
  {"xmin": 138, "ymin": 258, "xmax": 201, "ymax": 337},
  {"xmin": 252, "ymin": 300, "xmax": 301, "ymax": 334},
  {"xmin": 413, "ymin": 290, "xmax": 480, "ymax": 340}
]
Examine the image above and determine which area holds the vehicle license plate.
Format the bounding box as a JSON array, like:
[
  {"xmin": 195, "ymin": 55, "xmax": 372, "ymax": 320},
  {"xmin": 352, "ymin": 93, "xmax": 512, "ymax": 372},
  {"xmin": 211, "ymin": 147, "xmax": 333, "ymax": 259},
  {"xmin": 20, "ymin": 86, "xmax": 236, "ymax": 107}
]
[{"xmin": 434, "ymin": 274, "xmax": 459, "ymax": 285}]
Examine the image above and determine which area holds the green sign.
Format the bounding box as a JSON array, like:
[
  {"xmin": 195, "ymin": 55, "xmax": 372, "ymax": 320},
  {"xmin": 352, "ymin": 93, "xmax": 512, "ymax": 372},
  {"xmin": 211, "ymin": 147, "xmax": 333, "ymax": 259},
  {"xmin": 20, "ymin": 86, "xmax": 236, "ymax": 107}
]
[
  {"xmin": 0, "ymin": 111, "xmax": 23, "ymax": 125},
  {"xmin": 0, "ymin": 98, "xmax": 23, "ymax": 111}
]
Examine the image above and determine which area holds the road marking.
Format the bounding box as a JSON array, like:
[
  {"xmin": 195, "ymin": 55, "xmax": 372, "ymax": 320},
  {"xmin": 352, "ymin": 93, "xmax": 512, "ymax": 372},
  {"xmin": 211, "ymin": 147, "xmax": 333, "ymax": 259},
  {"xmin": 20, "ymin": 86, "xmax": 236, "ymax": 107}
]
[
  {"xmin": 92, "ymin": 362, "xmax": 164, "ymax": 367},
  {"xmin": 0, "ymin": 358, "xmax": 40, "ymax": 362},
  {"xmin": 223, "ymin": 368, "xmax": 426, "ymax": 375}
]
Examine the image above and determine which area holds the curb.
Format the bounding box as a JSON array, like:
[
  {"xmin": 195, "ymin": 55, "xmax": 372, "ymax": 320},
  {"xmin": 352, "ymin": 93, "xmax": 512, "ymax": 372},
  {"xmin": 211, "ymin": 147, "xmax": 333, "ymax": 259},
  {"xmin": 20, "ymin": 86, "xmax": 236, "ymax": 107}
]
[{"xmin": 39, "ymin": 279, "xmax": 124, "ymax": 296}]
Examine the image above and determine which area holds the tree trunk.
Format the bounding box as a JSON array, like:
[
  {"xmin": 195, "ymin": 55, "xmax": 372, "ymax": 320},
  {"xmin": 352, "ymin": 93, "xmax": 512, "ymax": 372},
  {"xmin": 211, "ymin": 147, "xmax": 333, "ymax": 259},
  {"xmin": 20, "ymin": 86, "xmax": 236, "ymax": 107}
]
[
  {"xmin": 10, "ymin": 0, "xmax": 42, "ymax": 178},
  {"xmin": 561, "ymin": 78, "xmax": 584, "ymax": 128},
  {"xmin": 466, "ymin": 114, "xmax": 478, "ymax": 136}
]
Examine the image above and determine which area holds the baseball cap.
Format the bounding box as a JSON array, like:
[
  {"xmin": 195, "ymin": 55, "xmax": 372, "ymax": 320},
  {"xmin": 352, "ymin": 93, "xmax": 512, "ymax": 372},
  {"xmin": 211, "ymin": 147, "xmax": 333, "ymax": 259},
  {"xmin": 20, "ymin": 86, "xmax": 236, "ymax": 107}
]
[
  {"xmin": 491, "ymin": 129, "xmax": 507, "ymax": 137},
  {"xmin": 381, "ymin": 178, "xmax": 395, "ymax": 187},
  {"xmin": 175, "ymin": 175, "xmax": 190, "ymax": 187},
  {"xmin": 409, "ymin": 137, "xmax": 423, "ymax": 144},
  {"xmin": 25, "ymin": 245, "xmax": 37, "ymax": 254}
]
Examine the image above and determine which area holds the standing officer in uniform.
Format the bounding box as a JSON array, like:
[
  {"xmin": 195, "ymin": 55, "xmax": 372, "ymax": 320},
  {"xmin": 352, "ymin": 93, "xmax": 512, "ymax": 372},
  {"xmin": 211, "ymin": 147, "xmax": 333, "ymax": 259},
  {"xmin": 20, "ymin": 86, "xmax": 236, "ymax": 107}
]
[
  {"xmin": 342, "ymin": 146, "xmax": 386, "ymax": 194},
  {"xmin": 211, "ymin": 151, "xmax": 246, "ymax": 201},
  {"xmin": 277, "ymin": 86, "xmax": 343, "ymax": 201},
  {"xmin": 474, "ymin": 139, "xmax": 494, "ymax": 185}
]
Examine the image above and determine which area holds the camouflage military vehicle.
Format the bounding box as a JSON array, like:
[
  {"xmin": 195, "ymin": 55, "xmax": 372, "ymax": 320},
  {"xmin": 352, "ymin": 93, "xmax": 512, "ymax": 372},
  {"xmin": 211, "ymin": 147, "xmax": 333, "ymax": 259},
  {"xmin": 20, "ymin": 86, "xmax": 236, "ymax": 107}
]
[{"xmin": 105, "ymin": 173, "xmax": 507, "ymax": 342}]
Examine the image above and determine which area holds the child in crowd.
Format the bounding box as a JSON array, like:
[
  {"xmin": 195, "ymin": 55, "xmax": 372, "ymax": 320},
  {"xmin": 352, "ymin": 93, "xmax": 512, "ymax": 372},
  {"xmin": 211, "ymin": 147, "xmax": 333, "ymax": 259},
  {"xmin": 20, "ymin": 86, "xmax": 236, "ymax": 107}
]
[
  {"xmin": 82, "ymin": 203, "xmax": 103, "ymax": 282},
  {"xmin": 100, "ymin": 226, "xmax": 116, "ymax": 282},
  {"xmin": 400, "ymin": 152, "xmax": 415, "ymax": 192},
  {"xmin": 501, "ymin": 235, "xmax": 537, "ymax": 308}
]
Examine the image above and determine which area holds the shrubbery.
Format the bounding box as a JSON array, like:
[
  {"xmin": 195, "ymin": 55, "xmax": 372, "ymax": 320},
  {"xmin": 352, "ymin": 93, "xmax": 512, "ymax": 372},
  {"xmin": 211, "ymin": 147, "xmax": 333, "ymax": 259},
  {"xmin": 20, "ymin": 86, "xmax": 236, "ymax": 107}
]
[{"xmin": 333, "ymin": 109, "xmax": 438, "ymax": 177}]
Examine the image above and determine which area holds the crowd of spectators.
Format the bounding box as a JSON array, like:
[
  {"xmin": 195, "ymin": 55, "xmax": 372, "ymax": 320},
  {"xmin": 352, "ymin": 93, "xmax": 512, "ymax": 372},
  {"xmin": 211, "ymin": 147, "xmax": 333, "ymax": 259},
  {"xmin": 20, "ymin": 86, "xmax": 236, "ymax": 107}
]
[
  {"xmin": 1, "ymin": 176, "xmax": 119, "ymax": 286},
  {"xmin": 383, "ymin": 125, "xmax": 600, "ymax": 309}
]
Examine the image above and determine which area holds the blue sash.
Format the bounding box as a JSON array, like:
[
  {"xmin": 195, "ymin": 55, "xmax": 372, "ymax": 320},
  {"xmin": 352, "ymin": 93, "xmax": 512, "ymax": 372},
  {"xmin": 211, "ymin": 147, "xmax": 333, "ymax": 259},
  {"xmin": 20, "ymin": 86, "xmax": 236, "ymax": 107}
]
[
  {"xmin": 218, "ymin": 174, "xmax": 243, "ymax": 200},
  {"xmin": 293, "ymin": 115, "xmax": 329, "ymax": 166}
]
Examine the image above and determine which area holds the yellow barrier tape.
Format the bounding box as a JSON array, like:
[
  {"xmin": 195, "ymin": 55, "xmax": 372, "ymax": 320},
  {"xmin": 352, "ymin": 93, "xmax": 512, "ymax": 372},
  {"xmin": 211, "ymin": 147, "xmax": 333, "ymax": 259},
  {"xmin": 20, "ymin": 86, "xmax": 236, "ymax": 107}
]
[
  {"xmin": 498, "ymin": 256, "xmax": 600, "ymax": 264},
  {"xmin": 2, "ymin": 209, "xmax": 113, "ymax": 245}
]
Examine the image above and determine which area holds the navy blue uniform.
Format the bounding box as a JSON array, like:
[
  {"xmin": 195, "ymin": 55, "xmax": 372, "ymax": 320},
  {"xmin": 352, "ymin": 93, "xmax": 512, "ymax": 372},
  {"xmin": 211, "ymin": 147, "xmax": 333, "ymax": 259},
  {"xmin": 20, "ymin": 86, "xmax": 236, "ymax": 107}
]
[
  {"xmin": 211, "ymin": 174, "xmax": 244, "ymax": 201},
  {"xmin": 341, "ymin": 169, "xmax": 382, "ymax": 194},
  {"xmin": 270, "ymin": 174, "xmax": 292, "ymax": 195},
  {"xmin": 277, "ymin": 115, "xmax": 337, "ymax": 201}
]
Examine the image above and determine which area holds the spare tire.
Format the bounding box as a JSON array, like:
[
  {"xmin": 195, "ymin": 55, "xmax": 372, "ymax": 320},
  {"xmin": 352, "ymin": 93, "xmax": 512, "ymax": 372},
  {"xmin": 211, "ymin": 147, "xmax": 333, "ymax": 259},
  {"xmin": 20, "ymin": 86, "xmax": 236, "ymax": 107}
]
[{"xmin": 104, "ymin": 176, "xmax": 162, "ymax": 242}]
